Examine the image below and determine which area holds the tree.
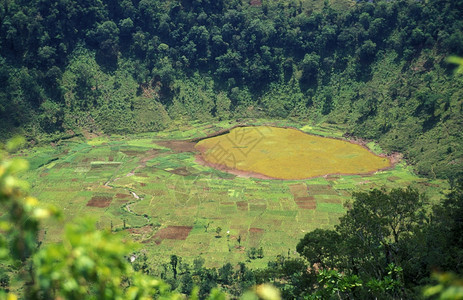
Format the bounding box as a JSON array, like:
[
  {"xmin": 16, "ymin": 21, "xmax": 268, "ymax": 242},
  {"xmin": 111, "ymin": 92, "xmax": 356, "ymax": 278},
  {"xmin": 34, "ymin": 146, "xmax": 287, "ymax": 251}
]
[
  {"xmin": 218, "ymin": 263, "xmax": 233, "ymax": 285},
  {"xmin": 180, "ymin": 270, "xmax": 194, "ymax": 295},
  {"xmin": 89, "ymin": 21, "xmax": 120, "ymax": 67},
  {"xmin": 300, "ymin": 53, "xmax": 320, "ymax": 86},
  {"xmin": 215, "ymin": 49, "xmax": 243, "ymax": 83},
  {"xmin": 204, "ymin": 222, "xmax": 211, "ymax": 232},
  {"xmin": 429, "ymin": 174, "xmax": 463, "ymax": 274},
  {"xmin": 39, "ymin": 100, "xmax": 64, "ymax": 133},
  {"xmin": 307, "ymin": 264, "xmax": 403, "ymax": 299},
  {"xmin": 170, "ymin": 254, "xmax": 178, "ymax": 280},
  {"xmin": 215, "ymin": 92, "xmax": 231, "ymax": 120},
  {"xmin": 336, "ymin": 188, "xmax": 426, "ymax": 281},
  {"xmin": 119, "ymin": 18, "xmax": 134, "ymax": 41},
  {"xmin": 296, "ymin": 229, "xmax": 340, "ymax": 269},
  {"xmin": 91, "ymin": 21, "xmax": 119, "ymax": 46},
  {"xmin": 357, "ymin": 40, "xmax": 377, "ymax": 63},
  {"xmin": 215, "ymin": 226, "xmax": 222, "ymax": 238},
  {"xmin": 297, "ymin": 187, "xmax": 427, "ymax": 297},
  {"xmin": 247, "ymin": 247, "xmax": 257, "ymax": 260},
  {"xmin": 193, "ymin": 256, "xmax": 205, "ymax": 272},
  {"xmin": 309, "ymin": 269, "xmax": 362, "ymax": 299},
  {"xmin": 359, "ymin": 12, "xmax": 371, "ymax": 30}
]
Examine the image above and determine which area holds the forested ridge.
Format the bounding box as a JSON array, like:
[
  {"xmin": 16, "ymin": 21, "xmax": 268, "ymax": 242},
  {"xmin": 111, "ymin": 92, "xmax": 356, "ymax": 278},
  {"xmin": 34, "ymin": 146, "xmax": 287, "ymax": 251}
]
[{"xmin": 0, "ymin": 0, "xmax": 462, "ymax": 178}]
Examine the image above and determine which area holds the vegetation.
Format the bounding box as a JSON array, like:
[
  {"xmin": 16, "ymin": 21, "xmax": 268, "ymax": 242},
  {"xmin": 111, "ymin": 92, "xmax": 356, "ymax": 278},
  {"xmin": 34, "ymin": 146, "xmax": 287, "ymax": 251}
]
[
  {"xmin": 0, "ymin": 0, "xmax": 462, "ymax": 178},
  {"xmin": 1, "ymin": 0, "xmax": 463, "ymax": 298},
  {"xmin": 0, "ymin": 138, "xmax": 191, "ymax": 299},
  {"xmin": 196, "ymin": 126, "xmax": 391, "ymax": 179},
  {"xmin": 0, "ymin": 121, "xmax": 453, "ymax": 298},
  {"xmin": 0, "ymin": 127, "xmax": 462, "ymax": 298},
  {"xmin": 125, "ymin": 177, "xmax": 462, "ymax": 299},
  {"xmin": 16, "ymin": 122, "xmax": 447, "ymax": 270}
]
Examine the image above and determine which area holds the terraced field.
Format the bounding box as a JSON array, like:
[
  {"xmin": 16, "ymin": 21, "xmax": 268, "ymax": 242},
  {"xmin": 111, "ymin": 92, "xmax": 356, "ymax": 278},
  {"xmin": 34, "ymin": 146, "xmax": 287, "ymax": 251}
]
[{"xmin": 20, "ymin": 120, "xmax": 448, "ymax": 269}]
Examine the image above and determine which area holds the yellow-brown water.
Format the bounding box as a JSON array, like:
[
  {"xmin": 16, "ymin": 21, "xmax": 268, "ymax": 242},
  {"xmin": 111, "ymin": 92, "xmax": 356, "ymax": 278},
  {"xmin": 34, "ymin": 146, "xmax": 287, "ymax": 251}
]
[{"xmin": 195, "ymin": 126, "xmax": 391, "ymax": 180}]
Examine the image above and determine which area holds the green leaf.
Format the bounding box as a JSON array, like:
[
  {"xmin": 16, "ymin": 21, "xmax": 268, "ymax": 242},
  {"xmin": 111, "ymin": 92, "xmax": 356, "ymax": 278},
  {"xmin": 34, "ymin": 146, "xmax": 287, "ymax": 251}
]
[
  {"xmin": 423, "ymin": 285, "xmax": 444, "ymax": 297},
  {"xmin": 447, "ymin": 56, "xmax": 463, "ymax": 74},
  {"xmin": 6, "ymin": 136, "xmax": 25, "ymax": 152}
]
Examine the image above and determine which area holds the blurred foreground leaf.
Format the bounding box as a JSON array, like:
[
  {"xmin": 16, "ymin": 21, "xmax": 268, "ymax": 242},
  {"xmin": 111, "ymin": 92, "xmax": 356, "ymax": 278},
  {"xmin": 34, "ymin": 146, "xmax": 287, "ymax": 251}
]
[{"xmin": 447, "ymin": 56, "xmax": 463, "ymax": 74}]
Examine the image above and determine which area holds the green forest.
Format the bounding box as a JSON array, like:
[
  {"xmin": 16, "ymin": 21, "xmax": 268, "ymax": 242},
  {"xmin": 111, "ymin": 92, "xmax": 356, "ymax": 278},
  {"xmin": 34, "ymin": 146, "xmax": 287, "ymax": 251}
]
[{"xmin": 1, "ymin": 0, "xmax": 463, "ymax": 298}]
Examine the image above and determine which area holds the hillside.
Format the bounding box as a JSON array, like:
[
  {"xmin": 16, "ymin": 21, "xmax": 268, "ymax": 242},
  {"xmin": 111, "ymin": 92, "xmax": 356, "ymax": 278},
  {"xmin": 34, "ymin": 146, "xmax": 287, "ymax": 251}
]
[{"xmin": 1, "ymin": 0, "xmax": 462, "ymax": 178}]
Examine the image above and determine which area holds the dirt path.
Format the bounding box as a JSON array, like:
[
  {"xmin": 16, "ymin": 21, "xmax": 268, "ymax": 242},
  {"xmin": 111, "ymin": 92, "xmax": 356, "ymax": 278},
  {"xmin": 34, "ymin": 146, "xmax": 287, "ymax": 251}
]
[{"xmin": 104, "ymin": 152, "xmax": 157, "ymax": 230}]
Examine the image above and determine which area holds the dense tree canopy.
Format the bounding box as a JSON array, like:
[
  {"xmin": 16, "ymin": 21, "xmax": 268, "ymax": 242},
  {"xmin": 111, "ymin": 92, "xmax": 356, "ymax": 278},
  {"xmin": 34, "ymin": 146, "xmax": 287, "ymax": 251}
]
[{"xmin": 1, "ymin": 0, "xmax": 462, "ymax": 178}]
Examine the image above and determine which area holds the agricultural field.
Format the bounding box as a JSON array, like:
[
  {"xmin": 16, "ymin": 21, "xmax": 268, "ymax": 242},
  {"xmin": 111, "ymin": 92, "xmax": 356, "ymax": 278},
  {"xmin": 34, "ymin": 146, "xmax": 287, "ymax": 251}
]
[
  {"xmin": 19, "ymin": 120, "xmax": 449, "ymax": 269},
  {"xmin": 196, "ymin": 126, "xmax": 391, "ymax": 179}
]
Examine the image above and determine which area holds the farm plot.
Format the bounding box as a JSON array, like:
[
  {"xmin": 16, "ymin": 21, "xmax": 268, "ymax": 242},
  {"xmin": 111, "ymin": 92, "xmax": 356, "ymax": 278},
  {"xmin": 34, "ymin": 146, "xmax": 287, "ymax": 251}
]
[{"xmin": 195, "ymin": 126, "xmax": 392, "ymax": 179}]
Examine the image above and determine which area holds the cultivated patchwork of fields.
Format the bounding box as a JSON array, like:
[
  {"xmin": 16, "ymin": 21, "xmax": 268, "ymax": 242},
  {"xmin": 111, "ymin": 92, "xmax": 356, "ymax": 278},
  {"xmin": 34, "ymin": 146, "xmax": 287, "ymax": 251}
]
[{"xmin": 19, "ymin": 120, "xmax": 448, "ymax": 269}]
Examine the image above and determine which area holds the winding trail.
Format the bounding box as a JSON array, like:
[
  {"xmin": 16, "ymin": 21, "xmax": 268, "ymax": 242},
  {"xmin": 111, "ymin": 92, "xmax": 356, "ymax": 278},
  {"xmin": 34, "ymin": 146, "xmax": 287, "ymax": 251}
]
[{"xmin": 103, "ymin": 151, "xmax": 161, "ymax": 231}]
